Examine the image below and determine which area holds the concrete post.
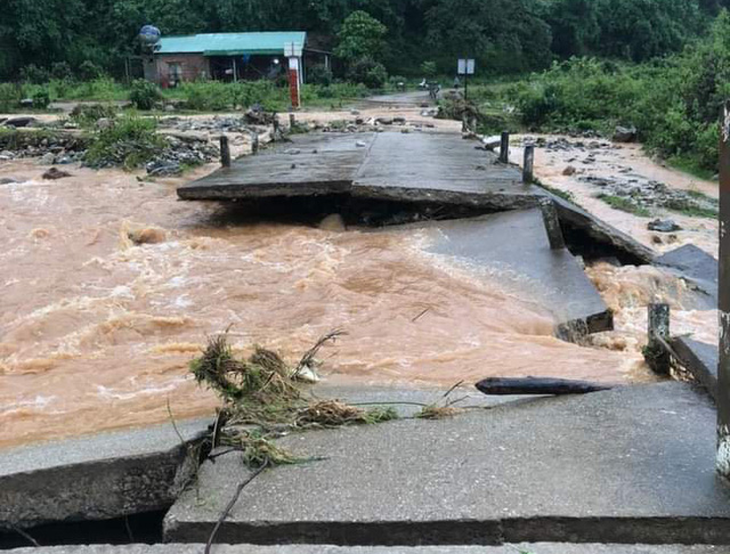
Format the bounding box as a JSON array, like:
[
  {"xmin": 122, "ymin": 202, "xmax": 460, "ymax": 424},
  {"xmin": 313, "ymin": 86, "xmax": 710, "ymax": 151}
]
[
  {"xmin": 538, "ymin": 198, "xmax": 565, "ymax": 250},
  {"xmin": 646, "ymin": 303, "xmax": 670, "ymax": 375},
  {"xmin": 251, "ymin": 132, "xmax": 259, "ymax": 154},
  {"xmin": 717, "ymin": 100, "xmax": 730, "ymax": 478},
  {"xmin": 499, "ymin": 131, "xmax": 510, "ymax": 164},
  {"xmin": 289, "ymin": 113, "xmax": 296, "ymax": 128},
  {"xmin": 273, "ymin": 116, "xmax": 280, "ymax": 141},
  {"xmin": 523, "ymin": 144, "xmax": 535, "ymax": 184},
  {"xmin": 219, "ymin": 136, "xmax": 231, "ymax": 168}
]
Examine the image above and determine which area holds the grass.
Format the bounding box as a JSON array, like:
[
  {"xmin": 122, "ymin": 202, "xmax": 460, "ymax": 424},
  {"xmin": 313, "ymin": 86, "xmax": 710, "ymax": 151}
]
[
  {"xmin": 535, "ymin": 181, "xmax": 576, "ymax": 203},
  {"xmin": 664, "ymin": 198, "xmax": 718, "ymax": 219},
  {"xmin": 667, "ymin": 155, "xmax": 717, "ymax": 182},
  {"xmin": 597, "ymin": 194, "xmax": 651, "ymax": 217},
  {"xmin": 84, "ymin": 114, "xmax": 166, "ymax": 170}
]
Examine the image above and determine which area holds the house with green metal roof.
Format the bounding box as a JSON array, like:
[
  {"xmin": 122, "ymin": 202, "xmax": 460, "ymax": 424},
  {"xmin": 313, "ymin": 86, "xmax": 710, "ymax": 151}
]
[{"xmin": 148, "ymin": 31, "xmax": 324, "ymax": 87}]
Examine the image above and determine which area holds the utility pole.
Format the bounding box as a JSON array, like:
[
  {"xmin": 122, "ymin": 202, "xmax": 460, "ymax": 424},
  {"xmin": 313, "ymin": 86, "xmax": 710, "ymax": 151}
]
[{"xmin": 718, "ymin": 100, "xmax": 730, "ymax": 479}]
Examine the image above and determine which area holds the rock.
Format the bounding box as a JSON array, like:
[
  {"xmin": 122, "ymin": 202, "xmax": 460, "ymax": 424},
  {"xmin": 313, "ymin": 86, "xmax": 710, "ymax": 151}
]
[
  {"xmin": 285, "ymin": 148, "xmax": 301, "ymax": 155},
  {"xmin": 96, "ymin": 117, "xmax": 114, "ymax": 130},
  {"xmin": 648, "ymin": 219, "xmax": 682, "ymax": 233},
  {"xmin": 39, "ymin": 152, "xmax": 56, "ymax": 165},
  {"xmin": 0, "ymin": 177, "xmax": 19, "ymax": 185},
  {"xmin": 482, "ymin": 135, "xmax": 501, "ymax": 150},
  {"xmin": 318, "ymin": 214, "xmax": 346, "ymax": 232},
  {"xmin": 4, "ymin": 116, "xmax": 36, "ymax": 128},
  {"xmin": 165, "ymin": 104, "xmax": 176, "ymax": 112},
  {"xmin": 42, "ymin": 167, "xmax": 71, "ymax": 180},
  {"xmin": 613, "ymin": 125, "xmax": 637, "ymax": 143},
  {"xmin": 128, "ymin": 227, "xmax": 167, "ymax": 245},
  {"xmin": 355, "ymin": 140, "xmax": 368, "ymax": 148},
  {"xmin": 563, "ymin": 165, "xmax": 577, "ymax": 176},
  {"xmin": 20, "ymin": 98, "xmax": 34, "ymax": 108},
  {"xmin": 350, "ymin": 109, "xmax": 360, "ymax": 115},
  {"xmin": 146, "ymin": 160, "xmax": 182, "ymax": 177},
  {"xmin": 393, "ymin": 116, "xmax": 406, "ymax": 125},
  {"xmin": 0, "ymin": 150, "xmax": 14, "ymax": 161},
  {"xmin": 376, "ymin": 117, "xmax": 393, "ymax": 125}
]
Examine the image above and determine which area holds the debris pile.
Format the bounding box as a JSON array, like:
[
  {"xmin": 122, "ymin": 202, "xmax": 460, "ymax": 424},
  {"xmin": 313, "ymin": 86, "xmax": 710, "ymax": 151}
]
[{"xmin": 190, "ymin": 331, "xmax": 398, "ymax": 468}]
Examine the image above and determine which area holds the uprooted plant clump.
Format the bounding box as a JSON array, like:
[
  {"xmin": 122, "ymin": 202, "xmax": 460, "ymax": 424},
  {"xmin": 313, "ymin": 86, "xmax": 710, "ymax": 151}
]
[{"xmin": 190, "ymin": 329, "xmax": 398, "ymax": 468}]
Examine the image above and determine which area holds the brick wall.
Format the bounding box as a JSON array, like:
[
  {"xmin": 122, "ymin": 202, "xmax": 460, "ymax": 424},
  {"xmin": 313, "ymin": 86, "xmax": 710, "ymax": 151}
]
[{"xmin": 155, "ymin": 54, "xmax": 210, "ymax": 87}]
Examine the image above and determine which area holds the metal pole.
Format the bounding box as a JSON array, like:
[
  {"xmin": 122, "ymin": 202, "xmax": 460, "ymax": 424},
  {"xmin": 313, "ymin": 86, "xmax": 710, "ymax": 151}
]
[
  {"xmin": 646, "ymin": 303, "xmax": 671, "ymax": 375},
  {"xmin": 499, "ymin": 132, "xmax": 510, "ymax": 164},
  {"xmin": 465, "ymin": 70, "xmax": 468, "ymax": 102},
  {"xmin": 233, "ymin": 57, "xmax": 238, "ymax": 83},
  {"xmin": 523, "ymin": 144, "xmax": 535, "ymax": 184},
  {"xmin": 219, "ymin": 136, "xmax": 231, "ymax": 168},
  {"xmin": 717, "ymin": 100, "xmax": 730, "ymax": 478},
  {"xmin": 538, "ymin": 198, "xmax": 566, "ymax": 250}
]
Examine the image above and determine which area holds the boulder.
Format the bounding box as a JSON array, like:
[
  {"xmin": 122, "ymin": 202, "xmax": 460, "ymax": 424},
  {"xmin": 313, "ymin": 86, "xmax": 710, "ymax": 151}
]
[
  {"xmin": 42, "ymin": 167, "xmax": 71, "ymax": 180},
  {"xmin": 613, "ymin": 125, "xmax": 637, "ymax": 143},
  {"xmin": 39, "ymin": 152, "xmax": 56, "ymax": 165},
  {"xmin": 563, "ymin": 165, "xmax": 577, "ymax": 176},
  {"xmin": 4, "ymin": 116, "xmax": 36, "ymax": 128},
  {"xmin": 648, "ymin": 218, "xmax": 682, "ymax": 233}
]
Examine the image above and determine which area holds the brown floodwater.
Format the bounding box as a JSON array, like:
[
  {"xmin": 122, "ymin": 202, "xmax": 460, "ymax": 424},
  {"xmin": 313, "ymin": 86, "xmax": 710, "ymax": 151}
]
[{"xmin": 0, "ymin": 151, "xmax": 688, "ymax": 449}]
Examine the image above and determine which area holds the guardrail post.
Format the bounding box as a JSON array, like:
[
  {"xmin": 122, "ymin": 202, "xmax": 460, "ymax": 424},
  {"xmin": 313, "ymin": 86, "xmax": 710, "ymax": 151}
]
[
  {"xmin": 646, "ymin": 303, "xmax": 670, "ymax": 375},
  {"xmin": 499, "ymin": 131, "xmax": 510, "ymax": 163},
  {"xmin": 523, "ymin": 144, "xmax": 535, "ymax": 184},
  {"xmin": 219, "ymin": 135, "xmax": 230, "ymax": 168},
  {"xmin": 538, "ymin": 198, "xmax": 565, "ymax": 250}
]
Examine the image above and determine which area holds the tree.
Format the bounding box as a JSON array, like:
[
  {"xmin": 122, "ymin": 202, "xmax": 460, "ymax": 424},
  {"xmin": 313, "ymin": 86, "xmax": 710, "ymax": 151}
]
[{"xmin": 335, "ymin": 10, "xmax": 388, "ymax": 63}]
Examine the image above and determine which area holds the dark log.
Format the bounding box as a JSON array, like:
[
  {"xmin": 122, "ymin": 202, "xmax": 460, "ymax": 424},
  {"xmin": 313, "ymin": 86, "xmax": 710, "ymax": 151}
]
[{"xmin": 475, "ymin": 376, "xmax": 614, "ymax": 396}]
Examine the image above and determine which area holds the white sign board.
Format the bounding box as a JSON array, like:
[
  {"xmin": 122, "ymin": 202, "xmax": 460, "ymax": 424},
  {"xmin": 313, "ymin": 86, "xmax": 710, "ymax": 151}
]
[
  {"xmin": 457, "ymin": 58, "xmax": 475, "ymax": 75},
  {"xmin": 284, "ymin": 42, "xmax": 303, "ymax": 58}
]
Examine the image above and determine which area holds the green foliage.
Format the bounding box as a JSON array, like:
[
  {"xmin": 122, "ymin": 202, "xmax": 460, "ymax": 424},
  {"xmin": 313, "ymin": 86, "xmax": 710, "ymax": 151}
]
[
  {"xmin": 0, "ymin": 84, "xmax": 21, "ymax": 112},
  {"xmin": 178, "ymin": 80, "xmax": 288, "ymax": 111},
  {"xmin": 32, "ymin": 88, "xmax": 51, "ymax": 109},
  {"xmin": 510, "ymin": 11, "xmax": 730, "ymax": 173},
  {"xmin": 84, "ymin": 114, "xmax": 165, "ymax": 170},
  {"xmin": 70, "ymin": 103, "xmax": 118, "ymax": 127},
  {"xmin": 335, "ymin": 10, "xmax": 388, "ymax": 63},
  {"xmin": 129, "ymin": 79, "xmax": 162, "ymax": 110},
  {"xmin": 50, "ymin": 61, "xmax": 73, "ymax": 81},
  {"xmin": 307, "ymin": 64, "xmax": 333, "ymax": 86},
  {"xmin": 347, "ymin": 57, "xmax": 388, "ymax": 89},
  {"xmin": 597, "ymin": 194, "xmax": 651, "ymax": 216},
  {"xmin": 78, "ymin": 60, "xmax": 104, "ymax": 81},
  {"xmin": 20, "ymin": 64, "xmax": 50, "ymax": 85},
  {"xmin": 421, "ymin": 61, "xmax": 437, "ymax": 78}
]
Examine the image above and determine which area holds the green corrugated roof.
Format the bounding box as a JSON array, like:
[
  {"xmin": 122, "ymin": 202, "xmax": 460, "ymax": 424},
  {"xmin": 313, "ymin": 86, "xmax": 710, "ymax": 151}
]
[{"xmin": 156, "ymin": 32, "xmax": 306, "ymax": 56}]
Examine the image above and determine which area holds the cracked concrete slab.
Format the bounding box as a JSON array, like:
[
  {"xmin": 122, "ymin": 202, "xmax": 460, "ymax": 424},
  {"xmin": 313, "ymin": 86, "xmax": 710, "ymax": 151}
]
[
  {"xmin": 388, "ymin": 209, "xmax": 611, "ymax": 333},
  {"xmin": 6, "ymin": 544, "xmax": 728, "ymax": 553},
  {"xmin": 164, "ymin": 383, "xmax": 730, "ymax": 546},
  {"xmin": 671, "ymin": 337, "xmax": 718, "ymax": 402},
  {"xmin": 655, "ymin": 244, "xmax": 718, "ymax": 305},
  {"xmin": 0, "ymin": 418, "xmax": 209, "ymax": 530},
  {"xmin": 177, "ymin": 132, "xmax": 530, "ymax": 209}
]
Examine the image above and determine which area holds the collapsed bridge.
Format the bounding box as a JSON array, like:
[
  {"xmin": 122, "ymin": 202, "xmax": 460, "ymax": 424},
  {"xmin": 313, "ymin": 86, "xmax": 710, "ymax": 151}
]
[{"xmin": 176, "ymin": 130, "xmax": 664, "ymax": 338}]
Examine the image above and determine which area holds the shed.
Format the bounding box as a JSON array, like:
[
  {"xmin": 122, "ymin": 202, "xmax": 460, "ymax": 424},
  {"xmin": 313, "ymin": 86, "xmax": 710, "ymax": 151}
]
[{"xmin": 149, "ymin": 31, "xmax": 314, "ymax": 87}]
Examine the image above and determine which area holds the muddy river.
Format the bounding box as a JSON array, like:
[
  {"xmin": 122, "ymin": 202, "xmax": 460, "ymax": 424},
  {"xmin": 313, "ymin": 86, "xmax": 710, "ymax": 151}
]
[{"xmin": 0, "ymin": 130, "xmax": 716, "ymax": 448}]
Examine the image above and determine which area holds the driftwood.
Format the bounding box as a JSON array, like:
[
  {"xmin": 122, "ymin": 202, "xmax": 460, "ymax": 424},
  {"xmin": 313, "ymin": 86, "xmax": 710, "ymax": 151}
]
[{"xmin": 475, "ymin": 377, "xmax": 614, "ymax": 396}]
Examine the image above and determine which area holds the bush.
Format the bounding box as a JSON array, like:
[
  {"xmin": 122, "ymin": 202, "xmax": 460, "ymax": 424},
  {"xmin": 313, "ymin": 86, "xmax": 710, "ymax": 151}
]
[
  {"xmin": 20, "ymin": 64, "xmax": 50, "ymax": 84},
  {"xmin": 32, "ymin": 88, "xmax": 51, "ymax": 109},
  {"xmin": 129, "ymin": 79, "xmax": 162, "ymax": 110},
  {"xmin": 347, "ymin": 57, "xmax": 388, "ymax": 89},
  {"xmin": 0, "ymin": 84, "xmax": 21, "ymax": 112},
  {"xmin": 307, "ymin": 64, "xmax": 333, "ymax": 86},
  {"xmin": 50, "ymin": 62, "xmax": 73, "ymax": 81},
  {"xmin": 70, "ymin": 103, "xmax": 118, "ymax": 127},
  {"xmin": 420, "ymin": 61, "xmax": 437, "ymax": 78},
  {"xmin": 85, "ymin": 115, "xmax": 165, "ymax": 169},
  {"xmin": 78, "ymin": 60, "xmax": 104, "ymax": 81}
]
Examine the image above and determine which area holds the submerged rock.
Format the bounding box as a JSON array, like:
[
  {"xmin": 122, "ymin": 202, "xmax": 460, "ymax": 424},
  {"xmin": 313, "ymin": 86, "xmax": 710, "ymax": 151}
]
[
  {"xmin": 563, "ymin": 165, "xmax": 577, "ymax": 176},
  {"xmin": 318, "ymin": 214, "xmax": 346, "ymax": 232},
  {"xmin": 42, "ymin": 167, "xmax": 71, "ymax": 180}
]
